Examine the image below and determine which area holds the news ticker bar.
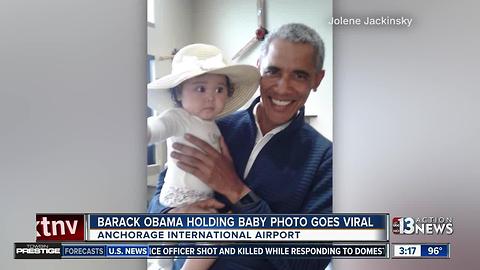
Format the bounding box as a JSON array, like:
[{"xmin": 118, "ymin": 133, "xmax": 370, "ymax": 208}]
[
  {"xmin": 14, "ymin": 243, "xmax": 389, "ymax": 259},
  {"xmin": 36, "ymin": 213, "xmax": 389, "ymax": 242},
  {"xmin": 392, "ymin": 244, "xmax": 450, "ymax": 259}
]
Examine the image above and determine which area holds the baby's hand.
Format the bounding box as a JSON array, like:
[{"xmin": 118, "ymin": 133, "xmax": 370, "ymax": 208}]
[{"xmin": 168, "ymin": 198, "xmax": 225, "ymax": 214}]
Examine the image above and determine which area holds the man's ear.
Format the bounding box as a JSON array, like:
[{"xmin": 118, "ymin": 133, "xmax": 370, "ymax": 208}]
[{"xmin": 313, "ymin": 70, "xmax": 325, "ymax": 91}]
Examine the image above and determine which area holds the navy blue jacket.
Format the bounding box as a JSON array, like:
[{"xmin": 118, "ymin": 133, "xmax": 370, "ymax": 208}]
[{"xmin": 148, "ymin": 98, "xmax": 332, "ymax": 269}]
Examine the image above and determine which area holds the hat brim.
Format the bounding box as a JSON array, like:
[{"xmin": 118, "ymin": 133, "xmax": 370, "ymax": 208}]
[{"xmin": 147, "ymin": 65, "xmax": 260, "ymax": 118}]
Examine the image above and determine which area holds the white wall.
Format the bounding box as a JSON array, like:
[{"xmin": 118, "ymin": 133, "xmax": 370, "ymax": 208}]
[{"xmin": 148, "ymin": 0, "xmax": 193, "ymax": 78}]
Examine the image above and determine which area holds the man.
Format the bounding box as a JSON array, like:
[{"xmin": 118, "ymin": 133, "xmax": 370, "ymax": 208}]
[{"xmin": 149, "ymin": 23, "xmax": 332, "ymax": 270}]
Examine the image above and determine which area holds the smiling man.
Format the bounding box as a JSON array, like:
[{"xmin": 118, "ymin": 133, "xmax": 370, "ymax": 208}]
[
  {"xmin": 149, "ymin": 23, "xmax": 332, "ymax": 270},
  {"xmin": 256, "ymin": 34, "xmax": 325, "ymax": 135}
]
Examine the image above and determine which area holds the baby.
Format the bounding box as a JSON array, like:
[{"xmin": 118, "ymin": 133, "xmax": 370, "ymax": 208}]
[{"xmin": 147, "ymin": 43, "xmax": 259, "ymax": 270}]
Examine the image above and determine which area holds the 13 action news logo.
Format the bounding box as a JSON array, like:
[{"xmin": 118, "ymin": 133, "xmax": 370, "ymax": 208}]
[{"xmin": 392, "ymin": 217, "xmax": 454, "ymax": 235}]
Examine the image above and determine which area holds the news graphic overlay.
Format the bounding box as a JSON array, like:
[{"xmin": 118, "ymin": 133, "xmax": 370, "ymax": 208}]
[
  {"xmin": 14, "ymin": 243, "xmax": 61, "ymax": 259},
  {"xmin": 36, "ymin": 214, "xmax": 85, "ymax": 241},
  {"xmin": 390, "ymin": 216, "xmax": 453, "ymax": 259},
  {"xmin": 148, "ymin": 244, "xmax": 388, "ymax": 258},
  {"xmin": 15, "ymin": 212, "xmax": 458, "ymax": 260},
  {"xmin": 392, "ymin": 216, "xmax": 454, "ymax": 235},
  {"xmin": 392, "ymin": 244, "xmax": 450, "ymax": 259},
  {"xmin": 14, "ymin": 243, "xmax": 389, "ymax": 259},
  {"xmin": 62, "ymin": 244, "xmax": 106, "ymax": 258},
  {"xmin": 87, "ymin": 214, "xmax": 389, "ymax": 242}
]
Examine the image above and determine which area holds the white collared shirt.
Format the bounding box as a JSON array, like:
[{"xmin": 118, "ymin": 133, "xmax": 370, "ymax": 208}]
[{"xmin": 243, "ymin": 103, "xmax": 294, "ymax": 178}]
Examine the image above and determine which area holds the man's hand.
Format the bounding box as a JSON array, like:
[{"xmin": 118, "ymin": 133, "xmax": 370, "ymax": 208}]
[
  {"xmin": 171, "ymin": 134, "xmax": 251, "ymax": 203},
  {"xmin": 168, "ymin": 198, "xmax": 225, "ymax": 214}
]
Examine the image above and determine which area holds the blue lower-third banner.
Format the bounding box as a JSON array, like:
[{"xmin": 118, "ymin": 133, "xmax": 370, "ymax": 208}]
[{"xmin": 14, "ymin": 243, "xmax": 389, "ymax": 259}]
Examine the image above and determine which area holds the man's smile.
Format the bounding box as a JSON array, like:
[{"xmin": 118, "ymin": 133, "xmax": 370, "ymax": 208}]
[{"xmin": 271, "ymin": 98, "xmax": 293, "ymax": 106}]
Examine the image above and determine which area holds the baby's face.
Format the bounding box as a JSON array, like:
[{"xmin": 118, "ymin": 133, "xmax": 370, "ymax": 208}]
[{"xmin": 180, "ymin": 73, "xmax": 229, "ymax": 121}]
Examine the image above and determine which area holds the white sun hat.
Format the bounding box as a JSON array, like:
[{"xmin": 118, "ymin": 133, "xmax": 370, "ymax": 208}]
[{"xmin": 147, "ymin": 43, "xmax": 260, "ymax": 118}]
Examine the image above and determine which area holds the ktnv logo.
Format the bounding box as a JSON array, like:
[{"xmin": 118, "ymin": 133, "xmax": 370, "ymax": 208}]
[
  {"xmin": 36, "ymin": 214, "xmax": 85, "ymax": 241},
  {"xmin": 392, "ymin": 216, "xmax": 454, "ymax": 235}
]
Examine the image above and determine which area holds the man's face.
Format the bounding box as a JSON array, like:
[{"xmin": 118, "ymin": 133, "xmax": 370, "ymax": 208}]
[{"xmin": 258, "ymin": 39, "xmax": 324, "ymax": 133}]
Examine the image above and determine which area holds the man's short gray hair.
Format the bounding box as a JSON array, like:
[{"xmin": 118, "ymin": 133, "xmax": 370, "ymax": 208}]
[{"xmin": 260, "ymin": 23, "xmax": 325, "ymax": 71}]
